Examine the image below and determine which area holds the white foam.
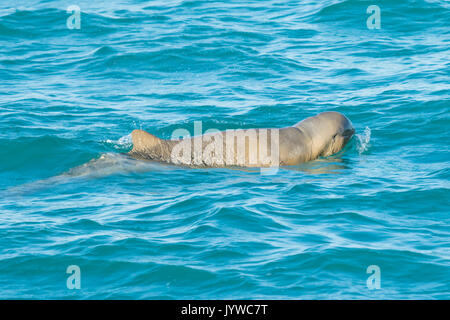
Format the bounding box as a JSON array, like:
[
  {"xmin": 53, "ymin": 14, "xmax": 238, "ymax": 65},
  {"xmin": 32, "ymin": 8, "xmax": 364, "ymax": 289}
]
[{"xmin": 104, "ymin": 134, "xmax": 133, "ymax": 150}]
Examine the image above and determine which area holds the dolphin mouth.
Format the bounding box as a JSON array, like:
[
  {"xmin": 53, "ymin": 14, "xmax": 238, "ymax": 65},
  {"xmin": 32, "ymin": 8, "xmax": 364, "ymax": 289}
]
[{"xmin": 342, "ymin": 128, "xmax": 355, "ymax": 141}]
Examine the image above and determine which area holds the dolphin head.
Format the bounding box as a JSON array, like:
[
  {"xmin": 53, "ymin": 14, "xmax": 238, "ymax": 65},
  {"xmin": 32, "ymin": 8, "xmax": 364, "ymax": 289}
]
[{"xmin": 294, "ymin": 111, "xmax": 355, "ymax": 158}]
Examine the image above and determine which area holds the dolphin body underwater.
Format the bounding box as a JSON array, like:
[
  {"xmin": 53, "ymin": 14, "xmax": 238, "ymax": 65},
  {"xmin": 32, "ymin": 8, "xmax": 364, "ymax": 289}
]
[{"xmin": 127, "ymin": 111, "xmax": 355, "ymax": 168}]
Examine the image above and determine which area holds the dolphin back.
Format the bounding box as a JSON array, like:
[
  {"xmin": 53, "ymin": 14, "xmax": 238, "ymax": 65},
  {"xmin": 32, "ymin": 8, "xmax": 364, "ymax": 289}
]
[{"xmin": 129, "ymin": 129, "xmax": 171, "ymax": 161}]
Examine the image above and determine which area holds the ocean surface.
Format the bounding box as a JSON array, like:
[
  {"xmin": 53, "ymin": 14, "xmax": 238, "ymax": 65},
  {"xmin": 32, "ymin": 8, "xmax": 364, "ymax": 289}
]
[{"xmin": 0, "ymin": 0, "xmax": 449, "ymax": 299}]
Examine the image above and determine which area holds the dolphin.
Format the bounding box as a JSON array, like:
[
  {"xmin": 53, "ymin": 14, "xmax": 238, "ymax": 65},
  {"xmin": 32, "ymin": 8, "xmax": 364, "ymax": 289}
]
[{"xmin": 128, "ymin": 111, "xmax": 355, "ymax": 168}]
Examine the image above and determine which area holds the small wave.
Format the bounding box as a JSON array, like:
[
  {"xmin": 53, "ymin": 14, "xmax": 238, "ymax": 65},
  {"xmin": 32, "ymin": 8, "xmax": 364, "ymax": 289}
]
[
  {"xmin": 65, "ymin": 152, "xmax": 167, "ymax": 178},
  {"xmin": 356, "ymin": 126, "xmax": 371, "ymax": 154}
]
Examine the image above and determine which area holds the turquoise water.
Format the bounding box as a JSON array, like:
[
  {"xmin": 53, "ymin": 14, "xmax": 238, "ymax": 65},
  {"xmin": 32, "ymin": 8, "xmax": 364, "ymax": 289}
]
[{"xmin": 0, "ymin": 0, "xmax": 449, "ymax": 299}]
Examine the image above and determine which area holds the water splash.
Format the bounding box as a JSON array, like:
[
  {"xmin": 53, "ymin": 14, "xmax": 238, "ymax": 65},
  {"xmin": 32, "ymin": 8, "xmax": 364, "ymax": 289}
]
[
  {"xmin": 356, "ymin": 126, "xmax": 371, "ymax": 154},
  {"xmin": 103, "ymin": 134, "xmax": 132, "ymax": 151}
]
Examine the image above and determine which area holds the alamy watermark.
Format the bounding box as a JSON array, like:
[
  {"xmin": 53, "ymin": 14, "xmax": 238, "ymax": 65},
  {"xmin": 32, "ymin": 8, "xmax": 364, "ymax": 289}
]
[
  {"xmin": 366, "ymin": 265, "xmax": 381, "ymax": 289},
  {"xmin": 168, "ymin": 122, "xmax": 280, "ymax": 175},
  {"xmin": 66, "ymin": 265, "xmax": 81, "ymax": 289},
  {"xmin": 366, "ymin": 5, "xmax": 381, "ymax": 30},
  {"xmin": 66, "ymin": 5, "xmax": 81, "ymax": 30}
]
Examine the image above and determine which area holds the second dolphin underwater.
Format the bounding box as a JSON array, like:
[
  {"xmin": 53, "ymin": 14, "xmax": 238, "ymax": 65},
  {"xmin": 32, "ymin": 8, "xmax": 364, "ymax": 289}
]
[{"xmin": 128, "ymin": 111, "xmax": 355, "ymax": 168}]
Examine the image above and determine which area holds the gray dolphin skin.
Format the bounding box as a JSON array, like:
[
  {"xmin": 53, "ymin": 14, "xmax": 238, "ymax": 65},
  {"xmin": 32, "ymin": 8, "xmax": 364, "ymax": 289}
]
[{"xmin": 128, "ymin": 111, "xmax": 355, "ymax": 167}]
